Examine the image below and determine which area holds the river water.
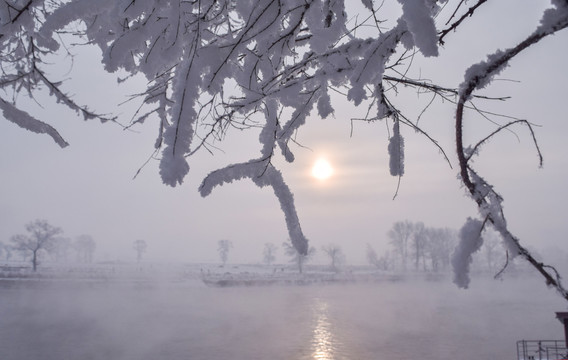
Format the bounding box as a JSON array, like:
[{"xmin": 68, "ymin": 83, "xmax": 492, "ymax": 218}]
[{"xmin": 0, "ymin": 275, "xmax": 565, "ymax": 360}]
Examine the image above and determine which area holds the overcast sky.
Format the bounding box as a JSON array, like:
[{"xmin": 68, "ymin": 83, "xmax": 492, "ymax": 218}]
[{"xmin": 1, "ymin": 1, "xmax": 567, "ymax": 265}]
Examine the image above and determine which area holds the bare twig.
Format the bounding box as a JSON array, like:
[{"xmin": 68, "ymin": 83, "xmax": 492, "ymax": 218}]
[{"xmin": 439, "ymin": 0, "xmax": 489, "ymax": 45}]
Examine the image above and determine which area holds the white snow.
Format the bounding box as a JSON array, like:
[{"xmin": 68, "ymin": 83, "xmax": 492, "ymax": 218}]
[
  {"xmin": 397, "ymin": 0, "xmax": 439, "ymax": 57},
  {"xmin": 0, "ymin": 99, "xmax": 69, "ymax": 148},
  {"xmin": 452, "ymin": 218, "xmax": 485, "ymax": 289},
  {"xmin": 388, "ymin": 120, "xmax": 405, "ymax": 177}
]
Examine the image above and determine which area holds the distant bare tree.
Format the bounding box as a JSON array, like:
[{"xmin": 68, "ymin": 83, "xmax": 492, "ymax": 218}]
[
  {"xmin": 262, "ymin": 243, "xmax": 278, "ymax": 266},
  {"xmin": 74, "ymin": 235, "xmax": 97, "ymax": 263},
  {"xmin": 388, "ymin": 221, "xmax": 415, "ymax": 271},
  {"xmin": 478, "ymin": 229, "xmax": 505, "ymax": 273},
  {"xmin": 52, "ymin": 237, "xmax": 72, "ymax": 262},
  {"xmin": 2, "ymin": 243, "xmax": 13, "ymax": 262},
  {"xmin": 10, "ymin": 220, "xmax": 62, "ymax": 271},
  {"xmin": 388, "ymin": 222, "xmax": 458, "ymax": 273},
  {"xmin": 411, "ymin": 222, "xmax": 428, "ymax": 271},
  {"xmin": 366, "ymin": 243, "xmax": 380, "ymax": 269},
  {"xmin": 366, "ymin": 244, "xmax": 391, "ymax": 271},
  {"xmin": 427, "ymin": 228, "xmax": 457, "ymax": 272},
  {"xmin": 322, "ymin": 244, "xmax": 345, "ymax": 273},
  {"xmin": 133, "ymin": 240, "xmax": 147, "ymax": 263},
  {"xmin": 217, "ymin": 239, "xmax": 233, "ymax": 267},
  {"xmin": 283, "ymin": 241, "xmax": 315, "ymax": 274}
]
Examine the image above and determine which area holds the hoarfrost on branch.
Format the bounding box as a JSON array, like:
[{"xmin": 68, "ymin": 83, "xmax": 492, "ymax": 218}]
[
  {"xmin": 2, "ymin": 0, "xmax": 568, "ymax": 298},
  {"xmin": 451, "ymin": 217, "xmax": 485, "ymax": 289}
]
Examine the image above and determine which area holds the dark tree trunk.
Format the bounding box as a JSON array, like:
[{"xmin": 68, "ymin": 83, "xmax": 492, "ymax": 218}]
[{"xmin": 32, "ymin": 250, "xmax": 38, "ymax": 272}]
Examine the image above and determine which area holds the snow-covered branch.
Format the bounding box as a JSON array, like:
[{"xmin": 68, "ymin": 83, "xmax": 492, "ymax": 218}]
[
  {"xmin": 0, "ymin": 97, "xmax": 68, "ymax": 147},
  {"xmin": 454, "ymin": 1, "xmax": 568, "ymax": 300}
]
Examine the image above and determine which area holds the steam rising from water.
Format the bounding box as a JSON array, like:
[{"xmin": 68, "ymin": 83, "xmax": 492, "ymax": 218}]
[{"xmin": 0, "ymin": 274, "xmax": 565, "ymax": 360}]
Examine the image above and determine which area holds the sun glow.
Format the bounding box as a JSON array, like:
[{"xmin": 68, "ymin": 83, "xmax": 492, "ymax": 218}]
[{"xmin": 311, "ymin": 158, "xmax": 334, "ymax": 180}]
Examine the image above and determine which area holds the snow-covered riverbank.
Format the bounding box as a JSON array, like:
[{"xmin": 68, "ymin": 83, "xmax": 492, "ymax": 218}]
[{"xmin": 0, "ymin": 261, "xmax": 452, "ymax": 286}]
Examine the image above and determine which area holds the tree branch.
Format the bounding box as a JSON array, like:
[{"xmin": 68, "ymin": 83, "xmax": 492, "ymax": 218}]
[
  {"xmin": 456, "ymin": 8, "xmax": 568, "ymax": 301},
  {"xmin": 439, "ymin": 0, "xmax": 489, "ymax": 46}
]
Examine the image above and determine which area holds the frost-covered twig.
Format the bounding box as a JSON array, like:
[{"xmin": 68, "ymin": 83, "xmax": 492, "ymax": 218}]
[
  {"xmin": 455, "ymin": 2, "xmax": 568, "ymax": 301},
  {"xmin": 493, "ymin": 250, "xmax": 509, "ymax": 280},
  {"xmin": 0, "ymin": 1, "xmax": 118, "ymax": 146},
  {"xmin": 465, "ymin": 119, "xmax": 543, "ymax": 165},
  {"xmin": 0, "ymin": 96, "xmax": 69, "ymax": 147}
]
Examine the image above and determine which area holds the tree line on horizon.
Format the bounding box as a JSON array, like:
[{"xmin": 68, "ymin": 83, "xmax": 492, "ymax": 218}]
[
  {"xmin": 366, "ymin": 220, "xmax": 517, "ymax": 276},
  {"xmin": 3, "ymin": 219, "xmax": 553, "ymax": 278}
]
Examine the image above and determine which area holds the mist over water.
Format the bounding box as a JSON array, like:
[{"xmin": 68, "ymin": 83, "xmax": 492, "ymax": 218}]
[{"xmin": 0, "ymin": 274, "xmax": 565, "ymax": 360}]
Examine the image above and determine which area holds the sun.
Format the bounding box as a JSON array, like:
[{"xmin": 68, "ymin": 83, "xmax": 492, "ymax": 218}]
[{"xmin": 311, "ymin": 158, "xmax": 334, "ymax": 180}]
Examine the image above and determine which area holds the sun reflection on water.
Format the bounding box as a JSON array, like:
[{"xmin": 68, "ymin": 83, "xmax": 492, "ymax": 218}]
[{"xmin": 311, "ymin": 299, "xmax": 341, "ymax": 360}]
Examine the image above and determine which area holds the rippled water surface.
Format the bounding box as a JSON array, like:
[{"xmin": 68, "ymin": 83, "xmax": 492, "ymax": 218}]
[{"xmin": 0, "ymin": 275, "xmax": 565, "ymax": 360}]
